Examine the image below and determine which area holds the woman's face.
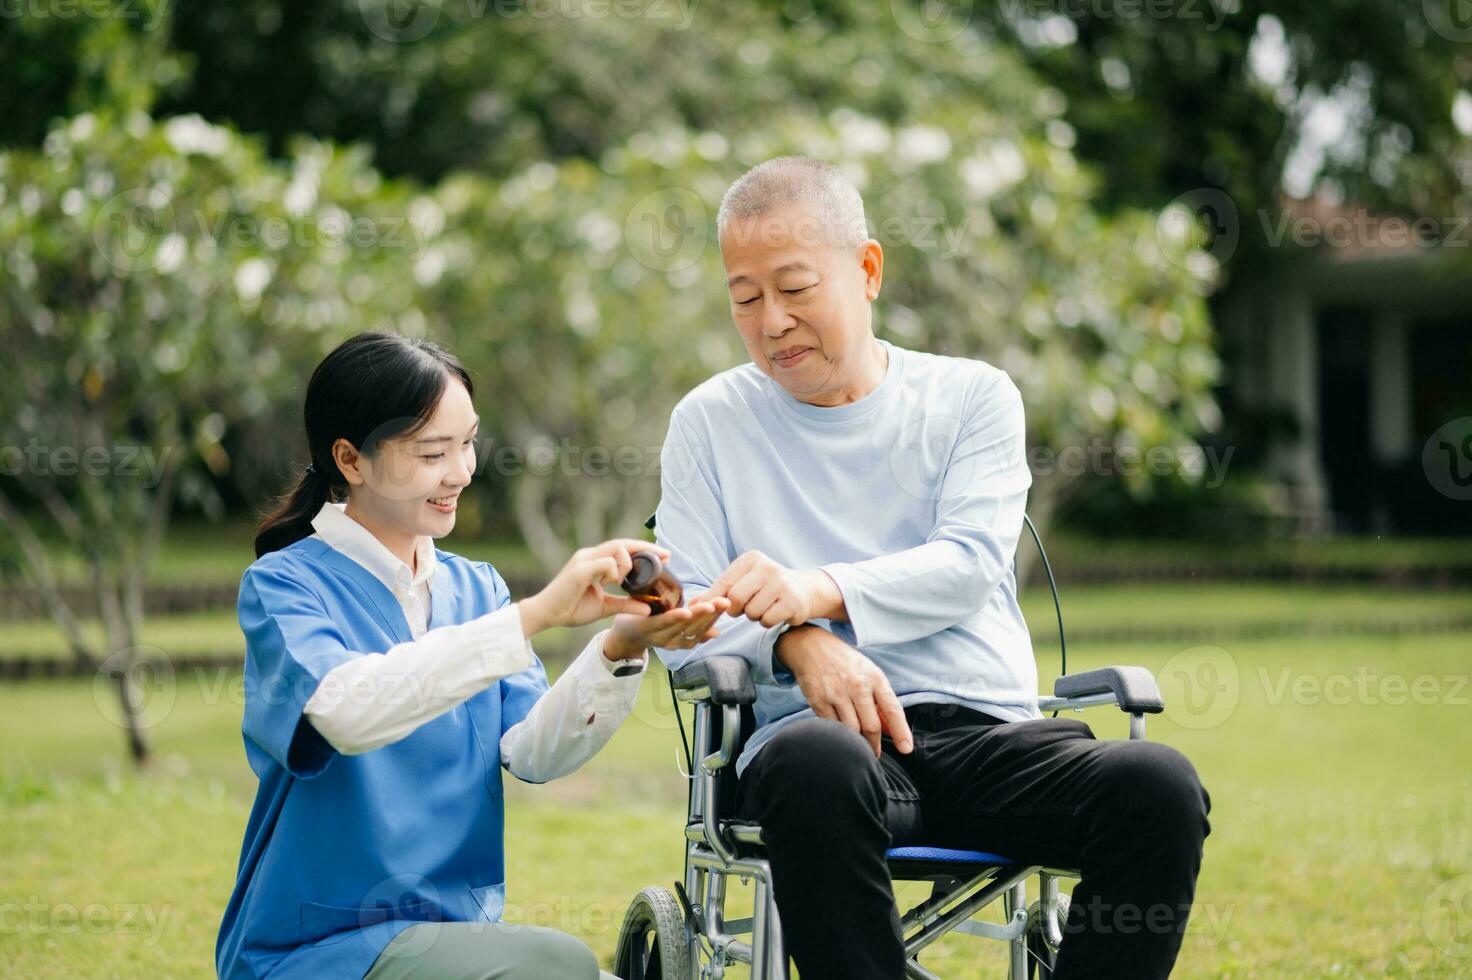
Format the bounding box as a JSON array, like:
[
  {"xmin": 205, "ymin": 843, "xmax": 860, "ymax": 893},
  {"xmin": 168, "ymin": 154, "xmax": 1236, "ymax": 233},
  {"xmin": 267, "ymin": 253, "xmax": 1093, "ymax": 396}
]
[{"xmin": 338, "ymin": 379, "xmax": 479, "ymax": 542}]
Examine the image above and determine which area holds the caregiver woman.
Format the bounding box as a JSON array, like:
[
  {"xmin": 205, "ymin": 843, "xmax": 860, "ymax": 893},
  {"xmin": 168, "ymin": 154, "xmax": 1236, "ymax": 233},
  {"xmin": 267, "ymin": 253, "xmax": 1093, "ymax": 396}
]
[{"xmin": 216, "ymin": 332, "xmax": 727, "ymax": 980}]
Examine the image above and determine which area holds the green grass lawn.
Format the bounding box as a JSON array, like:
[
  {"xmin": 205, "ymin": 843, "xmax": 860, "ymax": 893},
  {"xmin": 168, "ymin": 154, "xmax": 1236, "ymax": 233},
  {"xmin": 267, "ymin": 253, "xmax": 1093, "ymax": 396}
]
[
  {"xmin": 21, "ymin": 519, "xmax": 1471, "ymax": 592},
  {"xmin": 4, "ymin": 583, "xmax": 1471, "ymax": 661},
  {"xmin": 23, "ymin": 520, "xmax": 547, "ymax": 588},
  {"xmin": 2, "ymin": 602, "xmax": 1470, "ymax": 977},
  {"xmin": 1045, "ymin": 532, "xmax": 1472, "ymax": 573}
]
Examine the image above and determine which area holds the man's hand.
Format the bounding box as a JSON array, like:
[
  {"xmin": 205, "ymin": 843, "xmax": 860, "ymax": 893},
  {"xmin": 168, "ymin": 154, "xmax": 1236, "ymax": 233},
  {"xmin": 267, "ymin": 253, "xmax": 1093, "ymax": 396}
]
[
  {"xmin": 776, "ymin": 625, "xmax": 913, "ymax": 757},
  {"xmin": 701, "ymin": 551, "xmax": 846, "ymax": 628}
]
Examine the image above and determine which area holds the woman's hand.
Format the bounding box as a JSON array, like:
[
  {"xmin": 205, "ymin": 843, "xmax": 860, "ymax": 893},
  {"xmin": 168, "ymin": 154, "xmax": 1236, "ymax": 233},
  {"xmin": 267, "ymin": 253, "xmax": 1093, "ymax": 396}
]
[
  {"xmin": 603, "ymin": 596, "xmax": 732, "ymax": 661},
  {"xmin": 518, "ymin": 539, "xmax": 666, "ymax": 637}
]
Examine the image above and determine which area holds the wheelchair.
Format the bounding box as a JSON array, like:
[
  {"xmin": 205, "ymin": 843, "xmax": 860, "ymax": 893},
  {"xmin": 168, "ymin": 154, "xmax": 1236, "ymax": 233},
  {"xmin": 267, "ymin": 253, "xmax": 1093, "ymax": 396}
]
[{"xmin": 613, "ymin": 517, "xmax": 1167, "ymax": 979}]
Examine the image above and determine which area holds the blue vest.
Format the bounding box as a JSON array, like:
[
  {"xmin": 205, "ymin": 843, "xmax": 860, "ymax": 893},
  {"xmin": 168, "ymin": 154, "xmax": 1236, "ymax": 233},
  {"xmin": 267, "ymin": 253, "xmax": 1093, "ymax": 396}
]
[{"xmin": 215, "ymin": 538, "xmax": 547, "ymax": 979}]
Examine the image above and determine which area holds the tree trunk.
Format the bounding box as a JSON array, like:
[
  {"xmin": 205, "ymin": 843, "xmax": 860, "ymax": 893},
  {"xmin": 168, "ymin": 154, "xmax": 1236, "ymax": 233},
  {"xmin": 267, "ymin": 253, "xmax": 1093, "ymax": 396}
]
[
  {"xmin": 512, "ymin": 471, "xmax": 570, "ymax": 574},
  {"xmin": 103, "ymin": 582, "xmax": 153, "ymax": 767},
  {"xmin": 0, "ymin": 490, "xmax": 100, "ymax": 670},
  {"xmin": 112, "ymin": 655, "xmax": 152, "ymax": 768}
]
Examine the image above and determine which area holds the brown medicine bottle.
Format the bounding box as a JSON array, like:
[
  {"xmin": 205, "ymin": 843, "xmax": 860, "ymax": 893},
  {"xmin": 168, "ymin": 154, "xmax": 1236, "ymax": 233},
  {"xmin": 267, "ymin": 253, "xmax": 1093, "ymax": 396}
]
[{"xmin": 620, "ymin": 551, "xmax": 684, "ymax": 614}]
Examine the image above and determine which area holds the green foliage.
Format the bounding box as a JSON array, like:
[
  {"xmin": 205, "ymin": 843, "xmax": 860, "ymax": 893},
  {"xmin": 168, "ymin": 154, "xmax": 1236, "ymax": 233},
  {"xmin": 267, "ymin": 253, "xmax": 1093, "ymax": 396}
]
[
  {"xmin": 420, "ymin": 8, "xmax": 1221, "ymax": 563},
  {"xmin": 149, "ymin": 0, "xmax": 1471, "ymax": 234},
  {"xmin": 0, "ymin": 1, "xmax": 187, "ymax": 149},
  {"xmin": 0, "ymin": 109, "xmax": 445, "ymax": 703},
  {"xmin": 4, "ymin": 2, "xmax": 1227, "ymax": 570},
  {"xmin": 978, "ymin": 0, "xmax": 1470, "ymax": 219}
]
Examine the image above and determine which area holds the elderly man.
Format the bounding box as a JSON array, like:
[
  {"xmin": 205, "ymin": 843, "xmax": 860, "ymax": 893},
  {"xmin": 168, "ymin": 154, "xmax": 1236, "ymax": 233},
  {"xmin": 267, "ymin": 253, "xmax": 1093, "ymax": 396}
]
[{"xmin": 654, "ymin": 157, "xmax": 1210, "ymax": 979}]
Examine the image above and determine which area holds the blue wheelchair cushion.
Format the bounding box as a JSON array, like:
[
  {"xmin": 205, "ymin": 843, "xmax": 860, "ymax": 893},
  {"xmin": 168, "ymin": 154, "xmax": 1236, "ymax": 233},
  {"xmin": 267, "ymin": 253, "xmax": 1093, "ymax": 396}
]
[{"xmin": 886, "ymin": 846, "xmax": 1013, "ymax": 865}]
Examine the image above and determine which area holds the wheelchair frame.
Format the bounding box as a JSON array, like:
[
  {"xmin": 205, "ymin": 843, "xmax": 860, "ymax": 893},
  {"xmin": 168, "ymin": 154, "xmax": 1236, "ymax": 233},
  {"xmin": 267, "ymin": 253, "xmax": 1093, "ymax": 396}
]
[{"xmin": 615, "ymin": 516, "xmax": 1168, "ymax": 979}]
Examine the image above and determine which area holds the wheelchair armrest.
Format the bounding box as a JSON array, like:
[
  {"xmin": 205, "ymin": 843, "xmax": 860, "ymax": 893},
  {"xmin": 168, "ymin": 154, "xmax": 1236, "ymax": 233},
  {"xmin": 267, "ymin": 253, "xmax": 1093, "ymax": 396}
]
[
  {"xmin": 671, "ymin": 655, "xmax": 757, "ymax": 706},
  {"xmin": 1049, "ymin": 666, "xmax": 1164, "ymax": 714}
]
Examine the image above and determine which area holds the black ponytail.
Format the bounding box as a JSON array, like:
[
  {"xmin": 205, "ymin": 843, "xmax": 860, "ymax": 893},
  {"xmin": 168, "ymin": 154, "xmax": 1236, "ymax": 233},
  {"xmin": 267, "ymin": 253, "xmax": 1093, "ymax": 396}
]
[{"xmin": 254, "ymin": 332, "xmax": 475, "ymax": 558}]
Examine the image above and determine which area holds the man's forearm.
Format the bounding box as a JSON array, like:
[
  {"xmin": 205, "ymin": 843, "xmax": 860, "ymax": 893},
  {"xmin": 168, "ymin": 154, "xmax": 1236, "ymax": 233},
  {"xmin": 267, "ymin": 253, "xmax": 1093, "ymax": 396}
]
[{"xmin": 819, "ymin": 530, "xmax": 1017, "ymax": 649}]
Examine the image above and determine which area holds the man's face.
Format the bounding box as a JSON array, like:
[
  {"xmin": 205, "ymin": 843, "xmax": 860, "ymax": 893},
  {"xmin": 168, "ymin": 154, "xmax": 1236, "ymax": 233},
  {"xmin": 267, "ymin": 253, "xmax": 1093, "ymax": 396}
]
[{"xmin": 720, "ymin": 202, "xmax": 883, "ymax": 404}]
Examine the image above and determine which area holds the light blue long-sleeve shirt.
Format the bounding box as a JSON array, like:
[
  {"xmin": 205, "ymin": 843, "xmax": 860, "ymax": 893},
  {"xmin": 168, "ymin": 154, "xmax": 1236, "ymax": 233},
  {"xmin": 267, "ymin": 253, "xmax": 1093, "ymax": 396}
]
[{"xmin": 654, "ymin": 340, "xmax": 1041, "ymax": 774}]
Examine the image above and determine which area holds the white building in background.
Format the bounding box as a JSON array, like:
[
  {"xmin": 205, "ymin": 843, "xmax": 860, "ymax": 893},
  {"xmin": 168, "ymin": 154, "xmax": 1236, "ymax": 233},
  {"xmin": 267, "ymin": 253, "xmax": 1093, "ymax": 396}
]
[{"xmin": 1217, "ymin": 198, "xmax": 1472, "ymax": 535}]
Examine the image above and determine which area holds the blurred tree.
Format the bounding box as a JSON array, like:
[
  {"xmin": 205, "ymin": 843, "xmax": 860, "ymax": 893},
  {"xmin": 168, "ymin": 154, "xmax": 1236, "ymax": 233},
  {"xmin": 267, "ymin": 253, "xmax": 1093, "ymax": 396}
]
[
  {"xmin": 139, "ymin": 0, "xmax": 1466, "ymax": 540},
  {"xmin": 0, "ymin": 111, "xmax": 441, "ymax": 763},
  {"xmin": 0, "ymin": 1, "xmax": 188, "ymax": 149},
  {"xmin": 145, "ymin": 1, "xmax": 1470, "ymax": 230},
  {"xmin": 3, "ymin": 0, "xmax": 1223, "ymax": 588},
  {"xmin": 962, "ymin": 0, "xmax": 1471, "ymax": 271},
  {"xmin": 423, "ymin": 5, "xmax": 1218, "ymax": 570}
]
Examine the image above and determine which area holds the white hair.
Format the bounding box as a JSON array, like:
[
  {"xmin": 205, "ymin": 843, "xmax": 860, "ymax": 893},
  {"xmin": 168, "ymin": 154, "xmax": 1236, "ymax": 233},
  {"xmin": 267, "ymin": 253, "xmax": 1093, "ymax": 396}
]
[{"xmin": 716, "ymin": 156, "xmax": 869, "ymax": 249}]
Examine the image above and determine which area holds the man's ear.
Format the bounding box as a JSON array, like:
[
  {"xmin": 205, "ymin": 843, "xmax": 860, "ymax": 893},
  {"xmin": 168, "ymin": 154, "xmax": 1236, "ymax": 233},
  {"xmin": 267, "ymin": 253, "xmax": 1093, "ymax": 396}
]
[
  {"xmin": 859, "ymin": 239, "xmax": 884, "ymax": 300},
  {"xmin": 332, "ymin": 438, "xmax": 365, "ymax": 487}
]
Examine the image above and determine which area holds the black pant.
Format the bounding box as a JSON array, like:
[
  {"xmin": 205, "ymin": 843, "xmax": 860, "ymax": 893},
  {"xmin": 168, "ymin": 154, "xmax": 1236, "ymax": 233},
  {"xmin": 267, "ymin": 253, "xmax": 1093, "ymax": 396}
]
[{"xmin": 736, "ymin": 703, "xmax": 1211, "ymax": 980}]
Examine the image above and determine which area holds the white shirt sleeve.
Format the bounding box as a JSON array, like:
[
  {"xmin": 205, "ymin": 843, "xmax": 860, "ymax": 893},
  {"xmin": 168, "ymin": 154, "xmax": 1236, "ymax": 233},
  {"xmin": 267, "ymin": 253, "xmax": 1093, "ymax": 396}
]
[
  {"xmin": 499, "ymin": 631, "xmax": 647, "ymax": 784},
  {"xmin": 302, "ymin": 603, "xmax": 536, "ymax": 755}
]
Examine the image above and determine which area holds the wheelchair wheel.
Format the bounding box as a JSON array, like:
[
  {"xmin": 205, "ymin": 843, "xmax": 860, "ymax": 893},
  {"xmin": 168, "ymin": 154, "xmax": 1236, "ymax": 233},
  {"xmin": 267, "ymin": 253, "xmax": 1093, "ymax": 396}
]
[
  {"xmin": 614, "ymin": 886, "xmax": 691, "ymax": 980},
  {"xmin": 1025, "ymin": 893, "xmax": 1070, "ymax": 979}
]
